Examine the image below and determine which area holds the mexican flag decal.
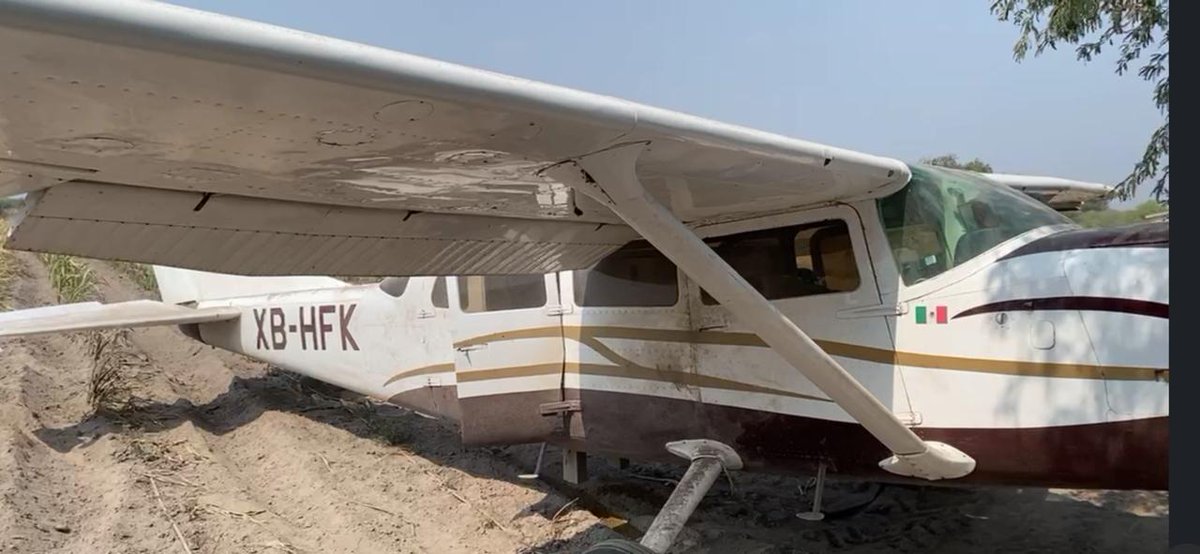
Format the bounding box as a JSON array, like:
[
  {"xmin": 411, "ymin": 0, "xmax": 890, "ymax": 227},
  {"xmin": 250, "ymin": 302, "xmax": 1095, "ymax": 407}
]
[{"xmin": 915, "ymin": 305, "xmax": 948, "ymax": 325}]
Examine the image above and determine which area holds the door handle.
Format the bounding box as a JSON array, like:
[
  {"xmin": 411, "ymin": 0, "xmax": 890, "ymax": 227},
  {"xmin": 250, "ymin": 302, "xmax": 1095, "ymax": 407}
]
[
  {"xmin": 456, "ymin": 343, "xmax": 487, "ymax": 352},
  {"xmin": 836, "ymin": 303, "xmax": 908, "ymax": 319}
]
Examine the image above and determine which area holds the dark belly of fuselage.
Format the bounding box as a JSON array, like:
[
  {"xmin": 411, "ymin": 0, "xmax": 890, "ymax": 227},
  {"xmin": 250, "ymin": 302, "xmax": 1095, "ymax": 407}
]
[{"xmin": 390, "ymin": 387, "xmax": 1168, "ymax": 491}]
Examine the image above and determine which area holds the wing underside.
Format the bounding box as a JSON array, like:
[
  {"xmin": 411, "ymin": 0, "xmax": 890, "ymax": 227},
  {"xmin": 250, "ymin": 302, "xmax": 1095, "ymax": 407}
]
[{"xmin": 0, "ymin": 0, "xmax": 909, "ymax": 276}]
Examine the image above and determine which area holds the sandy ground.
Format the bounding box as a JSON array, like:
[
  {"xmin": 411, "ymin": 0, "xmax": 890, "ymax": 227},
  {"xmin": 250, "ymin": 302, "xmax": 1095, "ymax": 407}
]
[{"xmin": 0, "ymin": 252, "xmax": 1168, "ymax": 553}]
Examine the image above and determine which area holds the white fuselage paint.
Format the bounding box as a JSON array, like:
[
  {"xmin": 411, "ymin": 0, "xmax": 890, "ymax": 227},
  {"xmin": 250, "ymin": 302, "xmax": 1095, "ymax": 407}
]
[{"xmin": 185, "ymin": 197, "xmax": 1167, "ymax": 441}]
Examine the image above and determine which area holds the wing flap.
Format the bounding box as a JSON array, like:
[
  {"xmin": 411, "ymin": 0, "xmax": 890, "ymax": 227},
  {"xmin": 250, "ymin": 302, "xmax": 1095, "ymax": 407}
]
[
  {"xmin": 0, "ymin": 299, "xmax": 240, "ymax": 338},
  {"xmin": 9, "ymin": 181, "xmax": 635, "ymax": 275}
]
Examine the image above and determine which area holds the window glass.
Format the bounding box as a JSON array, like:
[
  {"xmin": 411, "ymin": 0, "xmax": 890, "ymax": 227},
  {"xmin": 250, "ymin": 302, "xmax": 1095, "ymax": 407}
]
[
  {"xmin": 574, "ymin": 240, "xmax": 678, "ymax": 307},
  {"xmin": 877, "ymin": 165, "xmax": 1074, "ymax": 285},
  {"xmin": 458, "ymin": 274, "xmax": 547, "ymax": 313},
  {"xmin": 700, "ymin": 220, "xmax": 860, "ymax": 305},
  {"xmin": 378, "ymin": 276, "xmax": 408, "ymax": 298},
  {"xmin": 431, "ymin": 277, "xmax": 449, "ymax": 309}
]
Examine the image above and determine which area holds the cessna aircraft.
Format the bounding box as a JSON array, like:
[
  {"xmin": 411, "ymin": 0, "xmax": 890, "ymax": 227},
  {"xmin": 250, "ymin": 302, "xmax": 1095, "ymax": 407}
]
[{"xmin": 0, "ymin": 1, "xmax": 1168, "ymax": 552}]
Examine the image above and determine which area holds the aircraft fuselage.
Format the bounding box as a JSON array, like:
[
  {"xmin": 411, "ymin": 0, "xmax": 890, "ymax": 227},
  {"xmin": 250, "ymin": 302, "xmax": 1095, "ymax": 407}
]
[{"xmin": 181, "ymin": 172, "xmax": 1169, "ymax": 490}]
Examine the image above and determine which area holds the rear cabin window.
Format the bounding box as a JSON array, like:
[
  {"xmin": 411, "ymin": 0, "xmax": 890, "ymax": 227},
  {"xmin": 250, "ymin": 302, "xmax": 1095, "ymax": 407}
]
[
  {"xmin": 431, "ymin": 277, "xmax": 449, "ymax": 309},
  {"xmin": 458, "ymin": 275, "xmax": 547, "ymax": 313},
  {"xmin": 573, "ymin": 240, "xmax": 678, "ymax": 307},
  {"xmin": 378, "ymin": 277, "xmax": 409, "ymax": 298},
  {"xmin": 700, "ymin": 220, "xmax": 861, "ymax": 305}
]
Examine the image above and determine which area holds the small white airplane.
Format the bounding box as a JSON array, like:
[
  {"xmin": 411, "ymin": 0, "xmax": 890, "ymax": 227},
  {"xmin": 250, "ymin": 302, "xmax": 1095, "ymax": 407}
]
[{"xmin": 0, "ymin": 2, "xmax": 1168, "ymax": 552}]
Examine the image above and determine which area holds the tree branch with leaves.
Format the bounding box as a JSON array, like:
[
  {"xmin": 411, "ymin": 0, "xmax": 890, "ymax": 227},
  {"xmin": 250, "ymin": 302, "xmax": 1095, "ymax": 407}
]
[
  {"xmin": 991, "ymin": 0, "xmax": 1168, "ymax": 202},
  {"xmin": 921, "ymin": 154, "xmax": 994, "ymax": 173}
]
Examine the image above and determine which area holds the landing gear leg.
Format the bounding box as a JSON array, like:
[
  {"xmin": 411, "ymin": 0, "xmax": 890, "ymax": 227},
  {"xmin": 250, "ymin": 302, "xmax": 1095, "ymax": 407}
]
[{"xmin": 796, "ymin": 462, "xmax": 827, "ymax": 521}]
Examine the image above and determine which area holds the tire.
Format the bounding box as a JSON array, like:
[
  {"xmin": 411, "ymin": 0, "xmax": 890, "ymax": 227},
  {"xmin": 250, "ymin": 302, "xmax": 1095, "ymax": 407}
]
[{"xmin": 582, "ymin": 538, "xmax": 657, "ymax": 554}]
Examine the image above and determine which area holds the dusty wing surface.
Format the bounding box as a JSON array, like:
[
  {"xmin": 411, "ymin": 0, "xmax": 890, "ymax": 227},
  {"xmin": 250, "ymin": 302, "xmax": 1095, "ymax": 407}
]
[
  {"xmin": 0, "ymin": 300, "xmax": 239, "ymax": 338},
  {"xmin": 0, "ymin": 0, "xmax": 909, "ymax": 276}
]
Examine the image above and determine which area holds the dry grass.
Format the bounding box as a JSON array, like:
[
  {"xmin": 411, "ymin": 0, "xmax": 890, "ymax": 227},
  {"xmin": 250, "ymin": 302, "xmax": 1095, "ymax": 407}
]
[
  {"xmin": 0, "ymin": 218, "xmax": 15, "ymax": 310},
  {"xmin": 87, "ymin": 329, "xmax": 135, "ymax": 414},
  {"xmin": 40, "ymin": 253, "xmax": 97, "ymax": 303},
  {"xmin": 113, "ymin": 261, "xmax": 158, "ymax": 292}
]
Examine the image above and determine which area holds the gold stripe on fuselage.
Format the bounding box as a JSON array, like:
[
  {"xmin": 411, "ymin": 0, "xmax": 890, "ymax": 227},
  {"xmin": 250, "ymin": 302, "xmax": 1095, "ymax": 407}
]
[
  {"xmin": 453, "ymin": 362, "xmax": 832, "ymax": 402},
  {"xmin": 382, "ymin": 363, "xmax": 455, "ymax": 386},
  {"xmin": 450, "ymin": 325, "xmax": 1166, "ymax": 381}
]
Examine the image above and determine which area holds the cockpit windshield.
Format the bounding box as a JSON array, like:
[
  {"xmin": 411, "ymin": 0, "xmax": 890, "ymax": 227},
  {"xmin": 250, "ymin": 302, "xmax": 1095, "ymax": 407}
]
[{"xmin": 877, "ymin": 164, "xmax": 1075, "ymax": 285}]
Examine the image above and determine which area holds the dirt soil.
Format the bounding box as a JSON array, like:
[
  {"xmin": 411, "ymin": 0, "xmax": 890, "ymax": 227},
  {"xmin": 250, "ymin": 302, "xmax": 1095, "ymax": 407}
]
[{"xmin": 0, "ymin": 252, "xmax": 1168, "ymax": 553}]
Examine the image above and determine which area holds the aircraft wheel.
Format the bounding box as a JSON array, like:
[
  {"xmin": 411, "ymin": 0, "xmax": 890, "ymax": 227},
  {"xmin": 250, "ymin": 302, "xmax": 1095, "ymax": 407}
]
[{"xmin": 582, "ymin": 538, "xmax": 657, "ymax": 554}]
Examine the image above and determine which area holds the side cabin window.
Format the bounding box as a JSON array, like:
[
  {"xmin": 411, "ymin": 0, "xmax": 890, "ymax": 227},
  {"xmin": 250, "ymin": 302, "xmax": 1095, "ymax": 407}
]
[
  {"xmin": 573, "ymin": 240, "xmax": 678, "ymax": 307},
  {"xmin": 700, "ymin": 219, "xmax": 860, "ymax": 305},
  {"xmin": 458, "ymin": 275, "xmax": 547, "ymax": 313},
  {"xmin": 431, "ymin": 277, "xmax": 449, "ymax": 309}
]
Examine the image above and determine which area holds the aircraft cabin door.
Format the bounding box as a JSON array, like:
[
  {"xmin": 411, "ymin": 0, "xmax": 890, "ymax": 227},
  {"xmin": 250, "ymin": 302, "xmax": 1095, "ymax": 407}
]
[
  {"xmin": 448, "ymin": 274, "xmax": 565, "ymax": 446},
  {"xmin": 683, "ymin": 206, "xmax": 904, "ymax": 461},
  {"xmin": 558, "ymin": 249, "xmax": 703, "ymax": 460}
]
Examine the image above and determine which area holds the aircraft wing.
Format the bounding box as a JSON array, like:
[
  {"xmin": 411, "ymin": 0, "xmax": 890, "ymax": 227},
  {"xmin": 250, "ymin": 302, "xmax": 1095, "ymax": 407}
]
[
  {"xmin": 0, "ymin": 0, "xmax": 909, "ymax": 276},
  {"xmin": 984, "ymin": 173, "xmax": 1112, "ymax": 211},
  {"xmin": 0, "ymin": 0, "xmax": 985, "ymax": 480},
  {"xmin": 0, "ymin": 300, "xmax": 239, "ymax": 338}
]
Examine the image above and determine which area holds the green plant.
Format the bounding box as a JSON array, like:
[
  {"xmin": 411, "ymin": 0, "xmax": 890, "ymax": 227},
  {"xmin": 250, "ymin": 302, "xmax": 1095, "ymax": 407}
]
[
  {"xmin": 992, "ymin": 0, "xmax": 1168, "ymax": 201},
  {"xmin": 40, "ymin": 253, "xmax": 97, "ymax": 303},
  {"xmin": 1067, "ymin": 200, "xmax": 1166, "ymax": 228}
]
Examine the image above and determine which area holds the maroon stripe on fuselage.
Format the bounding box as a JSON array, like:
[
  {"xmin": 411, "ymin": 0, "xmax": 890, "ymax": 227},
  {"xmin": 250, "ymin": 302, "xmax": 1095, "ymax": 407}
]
[
  {"xmin": 565, "ymin": 389, "xmax": 1168, "ymax": 490},
  {"xmin": 389, "ymin": 386, "xmax": 1166, "ymax": 489},
  {"xmin": 387, "ymin": 385, "xmax": 461, "ymax": 421},
  {"xmin": 1000, "ymin": 222, "xmax": 1167, "ymax": 260},
  {"xmin": 954, "ymin": 296, "xmax": 1168, "ymax": 320}
]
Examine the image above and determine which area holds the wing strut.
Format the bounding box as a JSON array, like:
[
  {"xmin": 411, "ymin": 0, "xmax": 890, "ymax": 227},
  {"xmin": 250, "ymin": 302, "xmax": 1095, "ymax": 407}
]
[{"xmin": 543, "ymin": 143, "xmax": 975, "ymax": 481}]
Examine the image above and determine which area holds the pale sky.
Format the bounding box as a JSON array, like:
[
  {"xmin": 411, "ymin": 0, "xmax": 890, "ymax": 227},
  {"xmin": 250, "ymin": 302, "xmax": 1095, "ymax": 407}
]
[{"xmin": 171, "ymin": 0, "xmax": 1164, "ymax": 207}]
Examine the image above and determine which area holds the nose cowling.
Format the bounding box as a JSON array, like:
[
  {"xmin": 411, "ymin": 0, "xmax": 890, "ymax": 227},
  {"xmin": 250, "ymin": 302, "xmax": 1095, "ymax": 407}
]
[{"xmin": 1054, "ymin": 222, "xmax": 1169, "ymax": 373}]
